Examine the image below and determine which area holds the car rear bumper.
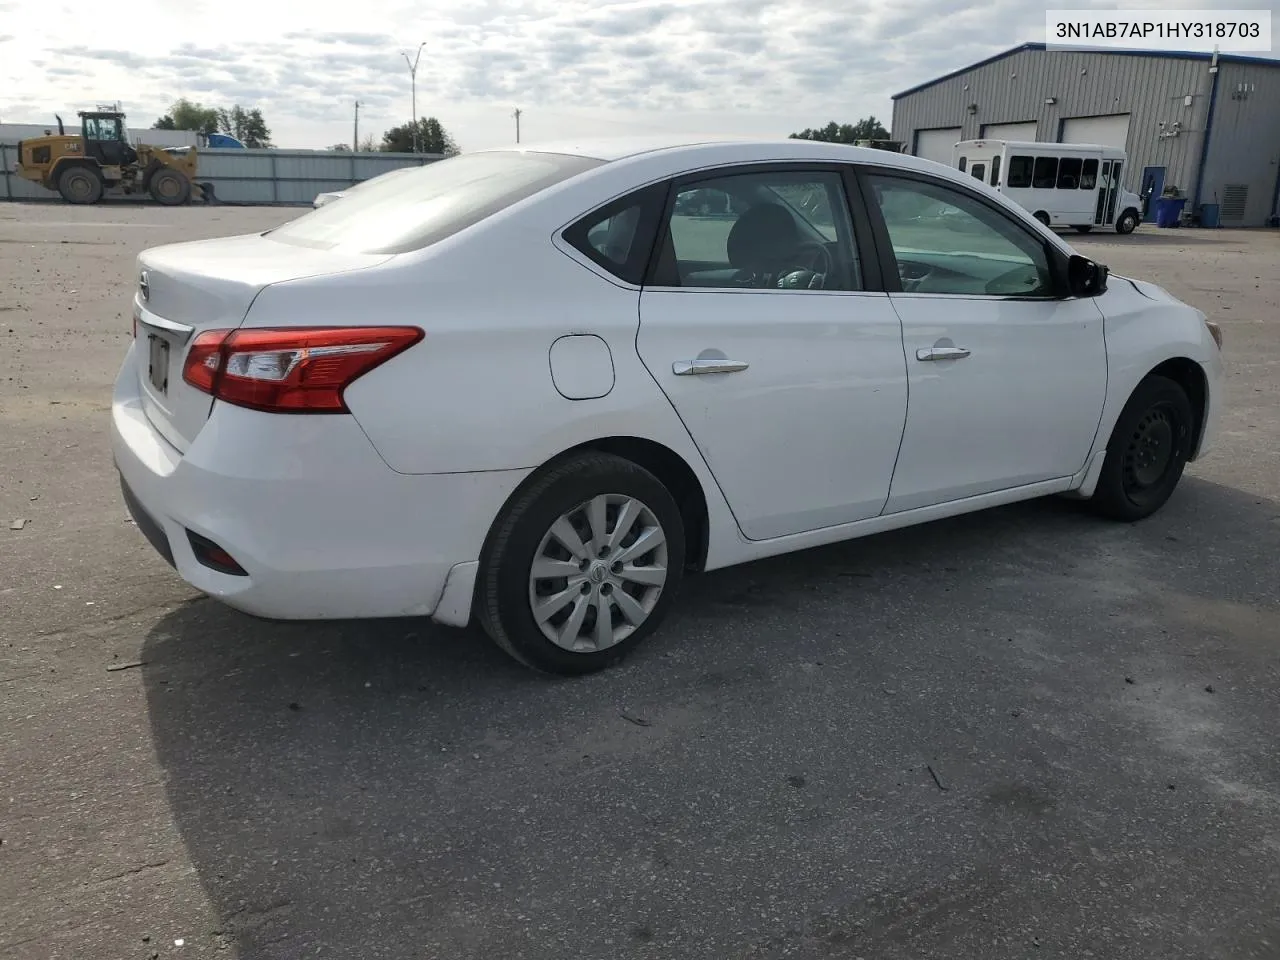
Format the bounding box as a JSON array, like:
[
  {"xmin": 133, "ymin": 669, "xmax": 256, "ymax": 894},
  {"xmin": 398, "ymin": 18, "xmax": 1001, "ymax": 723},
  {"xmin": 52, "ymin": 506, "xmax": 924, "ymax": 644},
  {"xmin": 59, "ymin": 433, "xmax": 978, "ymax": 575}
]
[{"xmin": 110, "ymin": 353, "xmax": 528, "ymax": 622}]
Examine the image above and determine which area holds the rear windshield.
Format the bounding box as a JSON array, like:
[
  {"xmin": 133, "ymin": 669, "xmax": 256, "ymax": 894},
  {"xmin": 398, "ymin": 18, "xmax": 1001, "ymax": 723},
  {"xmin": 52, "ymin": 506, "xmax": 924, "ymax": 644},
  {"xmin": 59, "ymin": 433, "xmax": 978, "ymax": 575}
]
[{"xmin": 266, "ymin": 151, "xmax": 603, "ymax": 254}]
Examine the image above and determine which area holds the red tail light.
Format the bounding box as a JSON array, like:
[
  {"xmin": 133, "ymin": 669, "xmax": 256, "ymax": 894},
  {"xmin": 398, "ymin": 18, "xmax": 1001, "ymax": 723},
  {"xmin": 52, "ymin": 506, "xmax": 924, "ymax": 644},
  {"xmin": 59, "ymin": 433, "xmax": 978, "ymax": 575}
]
[{"xmin": 182, "ymin": 326, "xmax": 423, "ymax": 413}]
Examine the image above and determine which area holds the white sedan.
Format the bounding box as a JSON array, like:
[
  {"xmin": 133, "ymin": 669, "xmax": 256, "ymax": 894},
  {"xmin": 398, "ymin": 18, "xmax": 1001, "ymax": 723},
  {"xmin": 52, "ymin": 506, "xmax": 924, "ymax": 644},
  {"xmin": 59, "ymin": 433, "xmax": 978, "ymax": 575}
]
[{"xmin": 112, "ymin": 137, "xmax": 1224, "ymax": 674}]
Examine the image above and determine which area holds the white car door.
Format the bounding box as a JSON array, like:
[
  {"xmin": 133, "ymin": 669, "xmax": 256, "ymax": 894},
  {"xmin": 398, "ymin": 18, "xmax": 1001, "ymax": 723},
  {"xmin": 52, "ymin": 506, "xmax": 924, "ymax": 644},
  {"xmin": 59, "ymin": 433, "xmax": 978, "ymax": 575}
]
[
  {"xmin": 636, "ymin": 165, "xmax": 909, "ymax": 541},
  {"xmin": 860, "ymin": 170, "xmax": 1108, "ymax": 514}
]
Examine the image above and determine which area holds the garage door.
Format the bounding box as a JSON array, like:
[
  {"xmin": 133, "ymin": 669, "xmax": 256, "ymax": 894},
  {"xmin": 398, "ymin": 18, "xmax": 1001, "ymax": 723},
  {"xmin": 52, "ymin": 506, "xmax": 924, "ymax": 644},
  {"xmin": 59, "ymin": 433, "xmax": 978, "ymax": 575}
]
[
  {"xmin": 1060, "ymin": 114, "xmax": 1131, "ymax": 149},
  {"xmin": 981, "ymin": 121, "xmax": 1039, "ymax": 142},
  {"xmin": 914, "ymin": 128, "xmax": 962, "ymax": 165}
]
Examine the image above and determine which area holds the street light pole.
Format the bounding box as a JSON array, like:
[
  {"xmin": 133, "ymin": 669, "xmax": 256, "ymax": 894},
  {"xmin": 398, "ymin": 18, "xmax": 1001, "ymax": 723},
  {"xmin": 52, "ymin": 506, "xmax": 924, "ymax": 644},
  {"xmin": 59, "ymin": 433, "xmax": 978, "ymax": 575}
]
[
  {"xmin": 353, "ymin": 100, "xmax": 362, "ymax": 152},
  {"xmin": 402, "ymin": 42, "xmax": 426, "ymax": 153}
]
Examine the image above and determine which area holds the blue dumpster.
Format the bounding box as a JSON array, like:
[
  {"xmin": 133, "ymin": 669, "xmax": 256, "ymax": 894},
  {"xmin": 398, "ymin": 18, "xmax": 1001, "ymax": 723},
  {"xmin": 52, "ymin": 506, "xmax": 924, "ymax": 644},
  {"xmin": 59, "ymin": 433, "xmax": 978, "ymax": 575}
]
[
  {"xmin": 1156, "ymin": 196, "xmax": 1187, "ymax": 227},
  {"xmin": 1199, "ymin": 203, "xmax": 1221, "ymax": 227}
]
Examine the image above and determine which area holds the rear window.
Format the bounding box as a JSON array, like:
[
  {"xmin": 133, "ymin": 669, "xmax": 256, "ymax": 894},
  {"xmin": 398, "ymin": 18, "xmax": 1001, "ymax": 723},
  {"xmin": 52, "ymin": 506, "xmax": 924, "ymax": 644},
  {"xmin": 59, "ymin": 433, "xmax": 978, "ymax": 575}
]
[{"xmin": 267, "ymin": 151, "xmax": 603, "ymax": 254}]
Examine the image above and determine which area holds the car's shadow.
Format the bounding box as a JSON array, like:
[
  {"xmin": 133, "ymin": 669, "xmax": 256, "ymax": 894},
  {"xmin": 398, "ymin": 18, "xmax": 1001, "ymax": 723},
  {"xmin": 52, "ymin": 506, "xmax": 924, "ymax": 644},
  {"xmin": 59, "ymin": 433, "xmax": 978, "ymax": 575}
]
[{"xmin": 141, "ymin": 477, "xmax": 1280, "ymax": 959}]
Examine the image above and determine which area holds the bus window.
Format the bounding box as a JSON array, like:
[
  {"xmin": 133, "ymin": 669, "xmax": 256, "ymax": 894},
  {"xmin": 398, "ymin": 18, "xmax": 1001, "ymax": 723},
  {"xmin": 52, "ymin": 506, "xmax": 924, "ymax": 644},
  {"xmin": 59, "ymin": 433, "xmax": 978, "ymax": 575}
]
[
  {"xmin": 1080, "ymin": 158, "xmax": 1098, "ymax": 190},
  {"xmin": 971, "ymin": 162, "xmax": 985, "ymax": 181},
  {"xmin": 1007, "ymin": 156, "xmax": 1033, "ymax": 188},
  {"xmin": 1033, "ymin": 157, "xmax": 1058, "ymax": 189},
  {"xmin": 990, "ymin": 155, "xmax": 1001, "ymax": 186},
  {"xmin": 958, "ymin": 156, "xmax": 967, "ymax": 172},
  {"xmin": 1057, "ymin": 157, "xmax": 1082, "ymax": 189}
]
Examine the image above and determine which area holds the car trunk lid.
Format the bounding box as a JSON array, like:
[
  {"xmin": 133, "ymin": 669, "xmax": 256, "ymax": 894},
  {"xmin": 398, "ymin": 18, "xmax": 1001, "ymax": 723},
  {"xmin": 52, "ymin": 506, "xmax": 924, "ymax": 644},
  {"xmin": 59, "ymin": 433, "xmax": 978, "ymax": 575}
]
[{"xmin": 131, "ymin": 233, "xmax": 391, "ymax": 452}]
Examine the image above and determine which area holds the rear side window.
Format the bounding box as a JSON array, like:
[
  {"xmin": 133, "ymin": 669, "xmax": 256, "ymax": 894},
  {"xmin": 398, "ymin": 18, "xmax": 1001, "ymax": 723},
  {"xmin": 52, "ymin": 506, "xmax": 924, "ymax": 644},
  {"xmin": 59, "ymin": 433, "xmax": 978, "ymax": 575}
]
[
  {"xmin": 267, "ymin": 151, "xmax": 602, "ymax": 254},
  {"xmin": 990, "ymin": 154, "xmax": 1001, "ymax": 186},
  {"xmin": 562, "ymin": 185, "xmax": 665, "ymax": 285},
  {"xmin": 1007, "ymin": 155, "xmax": 1033, "ymax": 188}
]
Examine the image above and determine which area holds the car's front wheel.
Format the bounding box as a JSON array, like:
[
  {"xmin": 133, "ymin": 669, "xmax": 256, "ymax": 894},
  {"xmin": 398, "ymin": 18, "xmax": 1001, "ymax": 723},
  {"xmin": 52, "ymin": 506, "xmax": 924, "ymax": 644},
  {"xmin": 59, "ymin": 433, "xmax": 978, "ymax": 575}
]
[
  {"xmin": 476, "ymin": 452, "xmax": 685, "ymax": 674},
  {"xmin": 1115, "ymin": 209, "xmax": 1139, "ymax": 235},
  {"xmin": 1089, "ymin": 375, "xmax": 1194, "ymax": 521}
]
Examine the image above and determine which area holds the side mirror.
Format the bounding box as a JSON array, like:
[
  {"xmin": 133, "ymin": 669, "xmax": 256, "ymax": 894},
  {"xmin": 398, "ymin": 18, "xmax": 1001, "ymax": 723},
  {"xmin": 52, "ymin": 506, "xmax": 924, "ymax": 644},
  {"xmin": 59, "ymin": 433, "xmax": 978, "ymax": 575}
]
[{"xmin": 1068, "ymin": 254, "xmax": 1108, "ymax": 297}]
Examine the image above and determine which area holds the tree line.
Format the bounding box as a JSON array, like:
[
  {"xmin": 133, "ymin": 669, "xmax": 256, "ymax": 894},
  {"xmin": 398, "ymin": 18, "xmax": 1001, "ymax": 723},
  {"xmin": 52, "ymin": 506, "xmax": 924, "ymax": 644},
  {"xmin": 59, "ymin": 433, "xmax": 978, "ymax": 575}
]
[
  {"xmin": 153, "ymin": 99, "xmax": 460, "ymax": 155},
  {"xmin": 154, "ymin": 100, "xmax": 889, "ymax": 155}
]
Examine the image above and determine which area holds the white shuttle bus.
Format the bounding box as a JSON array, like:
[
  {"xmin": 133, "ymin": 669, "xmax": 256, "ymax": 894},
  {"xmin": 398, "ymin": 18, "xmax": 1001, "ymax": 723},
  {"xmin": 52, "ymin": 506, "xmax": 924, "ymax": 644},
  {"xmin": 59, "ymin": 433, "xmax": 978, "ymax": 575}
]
[{"xmin": 952, "ymin": 140, "xmax": 1143, "ymax": 235}]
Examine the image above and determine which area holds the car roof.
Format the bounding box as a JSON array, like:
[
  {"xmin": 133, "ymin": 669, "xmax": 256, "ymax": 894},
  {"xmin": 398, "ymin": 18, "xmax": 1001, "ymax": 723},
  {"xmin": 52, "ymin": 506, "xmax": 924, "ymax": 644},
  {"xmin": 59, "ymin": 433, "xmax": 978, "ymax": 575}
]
[{"xmin": 478, "ymin": 135, "xmax": 935, "ymax": 167}]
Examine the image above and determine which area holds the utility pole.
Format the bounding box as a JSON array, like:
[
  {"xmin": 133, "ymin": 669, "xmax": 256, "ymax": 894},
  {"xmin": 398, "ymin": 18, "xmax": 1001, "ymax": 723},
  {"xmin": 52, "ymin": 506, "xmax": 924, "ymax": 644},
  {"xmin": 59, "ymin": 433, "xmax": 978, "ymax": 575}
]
[
  {"xmin": 353, "ymin": 100, "xmax": 362, "ymax": 152},
  {"xmin": 513, "ymin": 107, "xmax": 522, "ymax": 144},
  {"xmin": 402, "ymin": 42, "xmax": 426, "ymax": 153}
]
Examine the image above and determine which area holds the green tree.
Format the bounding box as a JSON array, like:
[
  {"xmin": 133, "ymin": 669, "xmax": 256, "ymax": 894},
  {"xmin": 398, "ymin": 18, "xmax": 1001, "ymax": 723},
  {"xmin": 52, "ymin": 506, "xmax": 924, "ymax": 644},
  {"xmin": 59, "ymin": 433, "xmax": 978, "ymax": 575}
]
[
  {"xmin": 380, "ymin": 116, "xmax": 459, "ymax": 155},
  {"xmin": 789, "ymin": 117, "xmax": 891, "ymax": 144},
  {"xmin": 153, "ymin": 99, "xmax": 220, "ymax": 135},
  {"xmin": 154, "ymin": 100, "xmax": 273, "ymax": 147},
  {"xmin": 328, "ymin": 135, "xmax": 376, "ymax": 152},
  {"xmin": 217, "ymin": 106, "xmax": 273, "ymax": 148}
]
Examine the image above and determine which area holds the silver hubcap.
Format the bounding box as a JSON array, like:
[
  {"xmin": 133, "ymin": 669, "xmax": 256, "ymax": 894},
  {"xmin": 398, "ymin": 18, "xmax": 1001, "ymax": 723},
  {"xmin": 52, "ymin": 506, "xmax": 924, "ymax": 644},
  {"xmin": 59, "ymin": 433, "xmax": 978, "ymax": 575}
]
[{"xmin": 528, "ymin": 494, "xmax": 668, "ymax": 653}]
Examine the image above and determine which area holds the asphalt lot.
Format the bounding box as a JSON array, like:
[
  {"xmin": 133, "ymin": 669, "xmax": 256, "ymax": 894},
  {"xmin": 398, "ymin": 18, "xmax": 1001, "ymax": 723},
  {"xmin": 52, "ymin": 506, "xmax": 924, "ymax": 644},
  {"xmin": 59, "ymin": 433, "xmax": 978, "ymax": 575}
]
[{"xmin": 2, "ymin": 202, "xmax": 1278, "ymax": 960}]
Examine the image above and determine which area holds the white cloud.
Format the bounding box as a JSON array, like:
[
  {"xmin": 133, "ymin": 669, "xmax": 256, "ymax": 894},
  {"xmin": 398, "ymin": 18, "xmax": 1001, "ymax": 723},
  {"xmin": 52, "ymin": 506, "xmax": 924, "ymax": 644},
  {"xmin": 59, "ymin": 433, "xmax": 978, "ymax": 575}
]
[{"xmin": 1, "ymin": 0, "xmax": 1276, "ymax": 149}]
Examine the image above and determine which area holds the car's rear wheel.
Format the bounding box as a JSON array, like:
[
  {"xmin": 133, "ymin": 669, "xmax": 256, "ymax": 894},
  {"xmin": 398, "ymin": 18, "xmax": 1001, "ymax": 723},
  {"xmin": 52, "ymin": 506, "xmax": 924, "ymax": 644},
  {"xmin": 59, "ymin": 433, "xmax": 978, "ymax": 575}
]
[
  {"xmin": 57, "ymin": 165, "xmax": 103, "ymax": 204},
  {"xmin": 477, "ymin": 452, "xmax": 685, "ymax": 674},
  {"xmin": 1033, "ymin": 211, "xmax": 1051, "ymax": 227},
  {"xmin": 1089, "ymin": 375, "xmax": 1194, "ymax": 521},
  {"xmin": 1075, "ymin": 224, "xmax": 1093, "ymax": 233}
]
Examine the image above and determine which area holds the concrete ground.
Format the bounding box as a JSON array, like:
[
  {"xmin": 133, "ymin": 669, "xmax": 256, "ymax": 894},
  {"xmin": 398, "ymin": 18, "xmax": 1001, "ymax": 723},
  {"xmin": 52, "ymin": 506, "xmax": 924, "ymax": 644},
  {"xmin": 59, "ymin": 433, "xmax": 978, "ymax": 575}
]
[{"xmin": 1, "ymin": 202, "xmax": 1278, "ymax": 960}]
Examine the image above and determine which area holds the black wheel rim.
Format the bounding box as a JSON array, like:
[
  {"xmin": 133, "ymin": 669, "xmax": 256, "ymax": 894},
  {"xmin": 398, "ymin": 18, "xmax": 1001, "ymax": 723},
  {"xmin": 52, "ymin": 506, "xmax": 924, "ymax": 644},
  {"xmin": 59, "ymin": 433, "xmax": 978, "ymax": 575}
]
[{"xmin": 1122, "ymin": 402, "xmax": 1182, "ymax": 494}]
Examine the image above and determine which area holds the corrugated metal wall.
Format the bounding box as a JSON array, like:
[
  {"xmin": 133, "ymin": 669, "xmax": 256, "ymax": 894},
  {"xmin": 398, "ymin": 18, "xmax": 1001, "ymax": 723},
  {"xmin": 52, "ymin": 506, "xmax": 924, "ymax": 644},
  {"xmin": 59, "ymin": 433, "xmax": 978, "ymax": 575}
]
[
  {"xmin": 0, "ymin": 146, "xmax": 442, "ymax": 205},
  {"xmin": 1200, "ymin": 63, "xmax": 1280, "ymax": 225},
  {"xmin": 890, "ymin": 49, "xmax": 1280, "ymax": 219}
]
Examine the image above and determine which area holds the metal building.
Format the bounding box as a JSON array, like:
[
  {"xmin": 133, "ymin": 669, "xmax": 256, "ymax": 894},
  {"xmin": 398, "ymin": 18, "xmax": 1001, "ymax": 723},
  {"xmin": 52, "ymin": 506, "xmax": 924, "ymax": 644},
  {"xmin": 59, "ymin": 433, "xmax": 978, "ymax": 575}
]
[{"xmin": 891, "ymin": 42, "xmax": 1280, "ymax": 226}]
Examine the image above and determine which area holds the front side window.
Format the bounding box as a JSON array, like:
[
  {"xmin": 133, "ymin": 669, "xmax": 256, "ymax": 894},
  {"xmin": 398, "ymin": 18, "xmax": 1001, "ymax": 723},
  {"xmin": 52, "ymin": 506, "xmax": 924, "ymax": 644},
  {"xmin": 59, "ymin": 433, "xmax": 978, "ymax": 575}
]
[
  {"xmin": 1033, "ymin": 157, "xmax": 1058, "ymax": 189},
  {"xmin": 1080, "ymin": 159, "xmax": 1098, "ymax": 190},
  {"xmin": 1007, "ymin": 156, "xmax": 1033, "ymax": 188},
  {"xmin": 267, "ymin": 151, "xmax": 602, "ymax": 254},
  {"xmin": 990, "ymin": 155, "xmax": 1001, "ymax": 186},
  {"xmin": 866, "ymin": 174, "xmax": 1055, "ymax": 298},
  {"xmin": 654, "ymin": 169, "xmax": 862, "ymax": 291}
]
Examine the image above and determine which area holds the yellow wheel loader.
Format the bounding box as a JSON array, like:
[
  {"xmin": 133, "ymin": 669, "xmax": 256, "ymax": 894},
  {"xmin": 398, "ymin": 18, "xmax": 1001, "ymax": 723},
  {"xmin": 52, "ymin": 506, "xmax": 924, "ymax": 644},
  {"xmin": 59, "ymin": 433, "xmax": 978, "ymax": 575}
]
[{"xmin": 11, "ymin": 110, "xmax": 216, "ymax": 205}]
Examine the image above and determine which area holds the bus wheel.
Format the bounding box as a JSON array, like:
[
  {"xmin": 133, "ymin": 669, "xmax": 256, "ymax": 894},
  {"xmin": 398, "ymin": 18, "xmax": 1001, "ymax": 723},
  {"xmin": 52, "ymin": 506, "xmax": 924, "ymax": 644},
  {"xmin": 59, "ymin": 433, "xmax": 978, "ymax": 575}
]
[
  {"xmin": 1116, "ymin": 209, "xmax": 1139, "ymax": 235},
  {"xmin": 1033, "ymin": 211, "xmax": 1051, "ymax": 227},
  {"xmin": 1075, "ymin": 225, "xmax": 1093, "ymax": 233}
]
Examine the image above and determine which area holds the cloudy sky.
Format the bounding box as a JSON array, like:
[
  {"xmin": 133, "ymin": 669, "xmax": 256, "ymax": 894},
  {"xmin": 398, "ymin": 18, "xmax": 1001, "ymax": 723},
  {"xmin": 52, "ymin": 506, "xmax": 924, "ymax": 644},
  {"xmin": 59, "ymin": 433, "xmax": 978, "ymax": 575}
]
[{"xmin": 1, "ymin": 0, "xmax": 1276, "ymax": 150}]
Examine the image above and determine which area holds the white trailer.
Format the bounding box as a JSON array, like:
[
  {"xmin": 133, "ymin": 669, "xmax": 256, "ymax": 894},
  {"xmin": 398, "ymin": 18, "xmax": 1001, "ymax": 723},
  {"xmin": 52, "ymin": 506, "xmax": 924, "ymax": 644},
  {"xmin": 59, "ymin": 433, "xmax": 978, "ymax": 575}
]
[{"xmin": 952, "ymin": 139, "xmax": 1143, "ymax": 235}]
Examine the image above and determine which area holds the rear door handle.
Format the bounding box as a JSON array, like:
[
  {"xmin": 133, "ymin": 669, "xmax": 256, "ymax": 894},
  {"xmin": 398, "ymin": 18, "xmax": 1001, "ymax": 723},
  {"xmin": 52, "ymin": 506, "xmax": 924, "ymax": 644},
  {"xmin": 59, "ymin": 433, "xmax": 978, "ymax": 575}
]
[
  {"xmin": 673, "ymin": 359, "xmax": 750, "ymax": 376},
  {"xmin": 916, "ymin": 346, "xmax": 971, "ymax": 361}
]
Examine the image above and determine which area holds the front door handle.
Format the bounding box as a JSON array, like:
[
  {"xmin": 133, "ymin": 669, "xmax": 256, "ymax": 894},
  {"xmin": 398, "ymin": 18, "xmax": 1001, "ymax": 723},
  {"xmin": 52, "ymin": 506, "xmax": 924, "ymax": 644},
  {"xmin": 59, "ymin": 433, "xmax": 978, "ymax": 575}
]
[
  {"xmin": 916, "ymin": 346, "xmax": 971, "ymax": 362},
  {"xmin": 673, "ymin": 358, "xmax": 750, "ymax": 376}
]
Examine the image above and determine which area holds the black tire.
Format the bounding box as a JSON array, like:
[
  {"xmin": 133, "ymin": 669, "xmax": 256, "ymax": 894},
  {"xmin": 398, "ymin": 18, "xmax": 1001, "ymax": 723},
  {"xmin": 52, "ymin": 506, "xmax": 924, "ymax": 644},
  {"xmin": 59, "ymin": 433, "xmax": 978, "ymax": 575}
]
[
  {"xmin": 1075, "ymin": 225, "xmax": 1093, "ymax": 233},
  {"xmin": 57, "ymin": 165, "xmax": 103, "ymax": 205},
  {"xmin": 1115, "ymin": 209, "xmax": 1139, "ymax": 235},
  {"xmin": 476, "ymin": 452, "xmax": 686, "ymax": 675},
  {"xmin": 1033, "ymin": 211, "xmax": 1051, "ymax": 227},
  {"xmin": 149, "ymin": 168, "xmax": 191, "ymax": 206},
  {"xmin": 1089, "ymin": 375, "xmax": 1194, "ymax": 522}
]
